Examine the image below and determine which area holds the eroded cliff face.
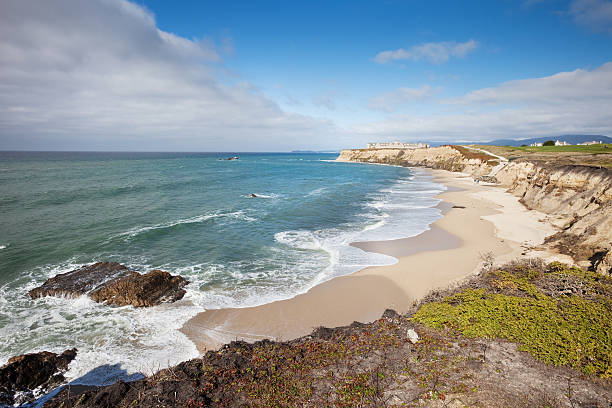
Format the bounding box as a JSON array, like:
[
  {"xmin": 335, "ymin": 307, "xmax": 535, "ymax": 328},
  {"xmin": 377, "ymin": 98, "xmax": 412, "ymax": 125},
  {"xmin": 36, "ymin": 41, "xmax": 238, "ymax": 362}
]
[
  {"xmin": 337, "ymin": 148, "xmax": 612, "ymax": 274},
  {"xmin": 337, "ymin": 146, "xmax": 495, "ymax": 176},
  {"xmin": 495, "ymin": 163, "xmax": 612, "ymax": 274}
]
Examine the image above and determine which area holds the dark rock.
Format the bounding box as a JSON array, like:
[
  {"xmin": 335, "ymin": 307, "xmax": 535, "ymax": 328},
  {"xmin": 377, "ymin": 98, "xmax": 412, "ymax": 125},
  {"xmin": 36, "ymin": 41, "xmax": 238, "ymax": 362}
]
[
  {"xmin": 29, "ymin": 262, "xmax": 188, "ymax": 307},
  {"xmin": 382, "ymin": 308, "xmax": 399, "ymax": 320},
  {"xmin": 590, "ymin": 250, "xmax": 612, "ymax": 275},
  {"xmin": 0, "ymin": 348, "xmax": 77, "ymax": 406},
  {"xmin": 28, "ymin": 262, "xmax": 134, "ymax": 300},
  {"xmin": 90, "ymin": 269, "xmax": 188, "ymax": 307}
]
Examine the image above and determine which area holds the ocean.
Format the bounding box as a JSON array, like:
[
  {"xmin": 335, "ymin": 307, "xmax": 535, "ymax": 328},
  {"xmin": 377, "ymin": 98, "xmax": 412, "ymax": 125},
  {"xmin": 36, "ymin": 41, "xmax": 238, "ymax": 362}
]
[{"xmin": 0, "ymin": 151, "xmax": 444, "ymax": 385}]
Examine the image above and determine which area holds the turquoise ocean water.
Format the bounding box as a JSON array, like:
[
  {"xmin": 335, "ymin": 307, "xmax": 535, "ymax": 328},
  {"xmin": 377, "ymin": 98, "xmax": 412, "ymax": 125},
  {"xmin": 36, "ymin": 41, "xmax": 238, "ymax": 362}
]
[{"xmin": 0, "ymin": 152, "xmax": 444, "ymax": 384}]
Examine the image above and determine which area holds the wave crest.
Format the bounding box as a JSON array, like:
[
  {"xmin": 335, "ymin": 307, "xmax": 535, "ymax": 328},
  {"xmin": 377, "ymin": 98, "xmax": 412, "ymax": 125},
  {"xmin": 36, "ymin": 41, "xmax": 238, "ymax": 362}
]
[{"xmin": 115, "ymin": 211, "xmax": 256, "ymax": 240}]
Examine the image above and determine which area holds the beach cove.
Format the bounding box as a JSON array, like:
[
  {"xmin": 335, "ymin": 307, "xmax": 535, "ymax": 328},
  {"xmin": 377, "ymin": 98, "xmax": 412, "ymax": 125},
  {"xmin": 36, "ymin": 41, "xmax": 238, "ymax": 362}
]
[{"xmin": 181, "ymin": 167, "xmax": 562, "ymax": 351}]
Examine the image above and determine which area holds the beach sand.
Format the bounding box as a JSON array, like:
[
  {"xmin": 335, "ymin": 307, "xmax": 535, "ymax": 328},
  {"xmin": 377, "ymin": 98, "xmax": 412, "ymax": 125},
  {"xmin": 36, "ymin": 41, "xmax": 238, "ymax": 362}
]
[{"xmin": 180, "ymin": 169, "xmax": 559, "ymax": 352}]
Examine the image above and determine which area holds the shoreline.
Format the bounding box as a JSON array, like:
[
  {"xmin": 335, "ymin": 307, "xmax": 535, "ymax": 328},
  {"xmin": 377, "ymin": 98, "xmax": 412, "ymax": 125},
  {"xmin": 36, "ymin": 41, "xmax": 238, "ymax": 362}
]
[{"xmin": 180, "ymin": 168, "xmax": 561, "ymax": 352}]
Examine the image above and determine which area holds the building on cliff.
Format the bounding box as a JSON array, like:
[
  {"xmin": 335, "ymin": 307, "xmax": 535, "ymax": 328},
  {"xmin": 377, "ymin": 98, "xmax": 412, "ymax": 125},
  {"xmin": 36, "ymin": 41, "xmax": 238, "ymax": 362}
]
[{"xmin": 367, "ymin": 141, "xmax": 430, "ymax": 149}]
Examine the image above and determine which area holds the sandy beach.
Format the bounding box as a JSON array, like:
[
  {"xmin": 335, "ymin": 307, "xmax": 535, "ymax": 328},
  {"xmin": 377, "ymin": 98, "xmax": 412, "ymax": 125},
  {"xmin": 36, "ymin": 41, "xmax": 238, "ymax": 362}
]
[{"xmin": 180, "ymin": 169, "xmax": 559, "ymax": 352}]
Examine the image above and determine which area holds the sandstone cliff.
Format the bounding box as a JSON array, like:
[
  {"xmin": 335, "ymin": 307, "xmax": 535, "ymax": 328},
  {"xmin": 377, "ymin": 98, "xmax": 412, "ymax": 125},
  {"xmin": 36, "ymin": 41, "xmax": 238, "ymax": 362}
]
[
  {"xmin": 337, "ymin": 147, "xmax": 612, "ymax": 274},
  {"xmin": 336, "ymin": 146, "xmax": 494, "ymax": 176}
]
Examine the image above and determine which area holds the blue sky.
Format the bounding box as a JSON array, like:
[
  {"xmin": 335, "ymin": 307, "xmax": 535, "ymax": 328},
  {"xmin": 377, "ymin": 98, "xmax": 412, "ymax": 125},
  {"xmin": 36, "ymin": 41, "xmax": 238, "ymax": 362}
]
[
  {"xmin": 0, "ymin": 0, "xmax": 611, "ymax": 150},
  {"xmin": 141, "ymin": 0, "xmax": 612, "ymax": 124}
]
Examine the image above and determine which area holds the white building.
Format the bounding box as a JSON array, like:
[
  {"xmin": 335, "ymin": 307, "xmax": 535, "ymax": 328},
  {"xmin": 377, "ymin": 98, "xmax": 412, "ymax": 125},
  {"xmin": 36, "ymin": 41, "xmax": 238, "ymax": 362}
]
[
  {"xmin": 530, "ymin": 142, "xmax": 543, "ymax": 147},
  {"xmin": 367, "ymin": 141, "xmax": 430, "ymax": 149},
  {"xmin": 577, "ymin": 140, "xmax": 603, "ymax": 145},
  {"xmin": 555, "ymin": 140, "xmax": 570, "ymax": 146}
]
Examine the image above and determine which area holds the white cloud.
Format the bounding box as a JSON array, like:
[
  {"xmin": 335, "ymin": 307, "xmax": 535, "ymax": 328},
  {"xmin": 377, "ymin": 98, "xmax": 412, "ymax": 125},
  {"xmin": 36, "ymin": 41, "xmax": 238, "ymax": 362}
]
[
  {"xmin": 374, "ymin": 40, "xmax": 478, "ymax": 64},
  {"xmin": 353, "ymin": 62, "xmax": 612, "ymax": 141},
  {"xmin": 0, "ymin": 0, "xmax": 336, "ymax": 151},
  {"xmin": 448, "ymin": 63, "xmax": 612, "ymax": 105},
  {"xmin": 368, "ymin": 85, "xmax": 435, "ymax": 112},
  {"xmin": 569, "ymin": 0, "xmax": 612, "ymax": 33}
]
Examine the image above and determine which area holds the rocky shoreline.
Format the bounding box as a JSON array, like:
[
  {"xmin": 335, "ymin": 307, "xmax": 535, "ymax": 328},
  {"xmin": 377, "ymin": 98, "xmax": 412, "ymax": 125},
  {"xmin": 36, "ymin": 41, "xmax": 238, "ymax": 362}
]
[{"xmin": 14, "ymin": 260, "xmax": 612, "ymax": 407}]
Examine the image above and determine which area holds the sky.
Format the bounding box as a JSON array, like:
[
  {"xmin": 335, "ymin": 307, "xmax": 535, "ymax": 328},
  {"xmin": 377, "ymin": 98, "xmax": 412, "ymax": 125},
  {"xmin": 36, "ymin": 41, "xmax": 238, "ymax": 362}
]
[{"xmin": 0, "ymin": 0, "xmax": 611, "ymax": 151}]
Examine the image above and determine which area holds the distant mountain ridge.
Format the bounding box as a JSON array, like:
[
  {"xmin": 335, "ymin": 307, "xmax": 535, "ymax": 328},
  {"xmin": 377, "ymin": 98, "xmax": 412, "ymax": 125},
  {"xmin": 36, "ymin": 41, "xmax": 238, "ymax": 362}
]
[
  {"xmin": 291, "ymin": 150, "xmax": 340, "ymax": 153},
  {"xmin": 482, "ymin": 135, "xmax": 612, "ymax": 146}
]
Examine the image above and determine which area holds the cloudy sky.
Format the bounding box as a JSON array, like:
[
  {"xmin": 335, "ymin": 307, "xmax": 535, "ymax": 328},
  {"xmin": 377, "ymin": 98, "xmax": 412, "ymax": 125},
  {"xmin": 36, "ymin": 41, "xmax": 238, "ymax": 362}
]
[{"xmin": 0, "ymin": 0, "xmax": 611, "ymax": 151}]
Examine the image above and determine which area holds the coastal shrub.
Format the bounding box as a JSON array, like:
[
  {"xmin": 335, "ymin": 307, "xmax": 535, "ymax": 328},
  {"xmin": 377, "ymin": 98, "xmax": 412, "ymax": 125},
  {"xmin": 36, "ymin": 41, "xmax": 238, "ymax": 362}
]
[
  {"xmin": 412, "ymin": 263, "xmax": 612, "ymax": 378},
  {"xmin": 543, "ymin": 140, "xmax": 555, "ymax": 146}
]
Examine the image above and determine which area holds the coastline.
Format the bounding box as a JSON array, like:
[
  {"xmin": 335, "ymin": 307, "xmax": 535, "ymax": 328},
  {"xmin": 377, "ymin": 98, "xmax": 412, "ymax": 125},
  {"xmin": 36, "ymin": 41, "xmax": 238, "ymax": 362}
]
[{"xmin": 180, "ymin": 168, "xmax": 561, "ymax": 352}]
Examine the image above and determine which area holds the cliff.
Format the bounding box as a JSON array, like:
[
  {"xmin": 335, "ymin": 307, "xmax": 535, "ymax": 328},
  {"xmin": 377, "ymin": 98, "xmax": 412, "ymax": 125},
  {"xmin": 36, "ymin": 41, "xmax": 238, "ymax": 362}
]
[
  {"xmin": 336, "ymin": 146, "xmax": 494, "ymax": 176},
  {"xmin": 337, "ymin": 147, "xmax": 612, "ymax": 274}
]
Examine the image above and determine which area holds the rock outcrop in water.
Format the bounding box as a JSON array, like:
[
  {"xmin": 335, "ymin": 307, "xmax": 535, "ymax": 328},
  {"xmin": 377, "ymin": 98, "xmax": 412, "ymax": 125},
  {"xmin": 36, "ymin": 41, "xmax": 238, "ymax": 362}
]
[
  {"xmin": 0, "ymin": 348, "xmax": 77, "ymax": 406},
  {"xmin": 28, "ymin": 262, "xmax": 188, "ymax": 307}
]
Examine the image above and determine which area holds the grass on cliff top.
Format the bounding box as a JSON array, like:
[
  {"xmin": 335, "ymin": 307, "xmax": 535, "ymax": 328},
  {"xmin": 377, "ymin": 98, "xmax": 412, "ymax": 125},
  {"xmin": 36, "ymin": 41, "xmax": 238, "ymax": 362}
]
[
  {"xmin": 506, "ymin": 144, "xmax": 612, "ymax": 154},
  {"xmin": 412, "ymin": 261, "xmax": 612, "ymax": 378},
  {"xmin": 472, "ymin": 144, "xmax": 612, "ymax": 168}
]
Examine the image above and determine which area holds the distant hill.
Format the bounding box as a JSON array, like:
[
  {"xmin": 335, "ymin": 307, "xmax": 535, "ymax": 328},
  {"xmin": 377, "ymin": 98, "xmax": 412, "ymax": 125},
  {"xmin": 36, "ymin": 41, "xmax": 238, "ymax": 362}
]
[
  {"xmin": 482, "ymin": 135, "xmax": 612, "ymax": 146},
  {"xmin": 291, "ymin": 150, "xmax": 340, "ymax": 153}
]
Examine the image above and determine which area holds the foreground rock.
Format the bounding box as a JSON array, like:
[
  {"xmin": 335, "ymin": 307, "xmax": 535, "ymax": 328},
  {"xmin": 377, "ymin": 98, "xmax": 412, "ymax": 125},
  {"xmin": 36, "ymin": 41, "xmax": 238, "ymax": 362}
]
[
  {"xmin": 0, "ymin": 348, "xmax": 76, "ymax": 406},
  {"xmin": 29, "ymin": 262, "xmax": 188, "ymax": 307}
]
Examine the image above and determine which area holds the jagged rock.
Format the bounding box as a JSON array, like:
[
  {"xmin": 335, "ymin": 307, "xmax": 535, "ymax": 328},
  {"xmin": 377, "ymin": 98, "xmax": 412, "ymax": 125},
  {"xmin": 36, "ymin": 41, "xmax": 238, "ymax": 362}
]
[
  {"xmin": 591, "ymin": 250, "xmax": 612, "ymax": 275},
  {"xmin": 90, "ymin": 269, "xmax": 189, "ymax": 307},
  {"xmin": 0, "ymin": 348, "xmax": 76, "ymax": 406},
  {"xmin": 29, "ymin": 262, "xmax": 188, "ymax": 307},
  {"xmin": 28, "ymin": 262, "xmax": 134, "ymax": 299}
]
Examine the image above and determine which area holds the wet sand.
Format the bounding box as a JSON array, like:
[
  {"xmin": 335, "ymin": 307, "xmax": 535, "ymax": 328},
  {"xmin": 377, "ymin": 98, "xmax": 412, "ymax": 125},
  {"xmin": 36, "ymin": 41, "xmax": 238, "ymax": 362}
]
[{"xmin": 180, "ymin": 169, "xmax": 557, "ymax": 352}]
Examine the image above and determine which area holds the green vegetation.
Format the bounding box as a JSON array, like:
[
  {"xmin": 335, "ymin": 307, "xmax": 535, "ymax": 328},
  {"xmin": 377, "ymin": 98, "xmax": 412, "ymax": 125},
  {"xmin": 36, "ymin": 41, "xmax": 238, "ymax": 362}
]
[
  {"xmin": 189, "ymin": 321, "xmax": 405, "ymax": 407},
  {"xmin": 412, "ymin": 262, "xmax": 612, "ymax": 378},
  {"xmin": 542, "ymin": 140, "xmax": 555, "ymax": 146},
  {"xmin": 504, "ymin": 143, "xmax": 612, "ymax": 154}
]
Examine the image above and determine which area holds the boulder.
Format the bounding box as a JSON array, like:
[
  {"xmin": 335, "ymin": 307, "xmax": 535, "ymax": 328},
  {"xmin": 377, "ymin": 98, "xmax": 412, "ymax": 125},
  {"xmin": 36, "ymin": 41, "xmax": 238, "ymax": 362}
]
[
  {"xmin": 90, "ymin": 269, "xmax": 189, "ymax": 307},
  {"xmin": 0, "ymin": 348, "xmax": 77, "ymax": 406},
  {"xmin": 474, "ymin": 175, "xmax": 499, "ymax": 184},
  {"xmin": 29, "ymin": 262, "xmax": 188, "ymax": 307},
  {"xmin": 28, "ymin": 262, "xmax": 134, "ymax": 299},
  {"xmin": 591, "ymin": 250, "xmax": 612, "ymax": 275}
]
